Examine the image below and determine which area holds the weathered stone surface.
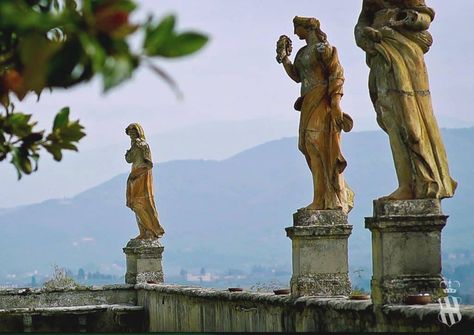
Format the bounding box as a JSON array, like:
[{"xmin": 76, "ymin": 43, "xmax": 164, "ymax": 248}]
[
  {"xmin": 293, "ymin": 208, "xmax": 348, "ymax": 226},
  {"xmin": 277, "ymin": 17, "xmax": 354, "ymax": 213},
  {"xmin": 372, "ymin": 199, "xmax": 442, "ymax": 217},
  {"xmin": 0, "ymin": 285, "xmax": 136, "ymax": 309},
  {"xmin": 355, "ymin": 1, "xmax": 457, "ymax": 200},
  {"xmin": 0, "ymin": 285, "xmax": 144, "ymax": 332},
  {"xmin": 124, "ymin": 238, "xmax": 163, "ymax": 253},
  {"xmin": 0, "ymin": 304, "xmax": 145, "ymax": 332},
  {"xmin": 123, "ymin": 238, "xmax": 164, "ymax": 285},
  {"xmin": 366, "ymin": 199, "xmax": 447, "ymax": 305},
  {"xmin": 1, "ymin": 283, "xmax": 473, "ymax": 332},
  {"xmin": 287, "ymin": 224, "xmax": 352, "ymax": 238},
  {"xmin": 125, "ymin": 123, "xmax": 165, "ymax": 239},
  {"xmin": 136, "ymin": 283, "xmax": 474, "ymax": 332},
  {"xmin": 286, "ymin": 209, "xmax": 352, "ymax": 297},
  {"xmin": 291, "ymin": 273, "xmax": 351, "ymax": 297}
]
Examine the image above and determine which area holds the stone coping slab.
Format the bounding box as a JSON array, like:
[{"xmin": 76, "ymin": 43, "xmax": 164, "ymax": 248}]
[
  {"xmin": 384, "ymin": 303, "xmax": 474, "ymax": 321},
  {"xmin": 135, "ymin": 283, "xmax": 372, "ymax": 310},
  {"xmin": 0, "ymin": 304, "xmax": 143, "ymax": 315},
  {"xmin": 0, "ymin": 284, "xmax": 134, "ymax": 296}
]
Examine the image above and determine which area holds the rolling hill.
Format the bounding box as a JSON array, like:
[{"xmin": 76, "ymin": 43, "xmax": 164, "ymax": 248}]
[{"xmin": 0, "ymin": 128, "xmax": 472, "ymax": 287}]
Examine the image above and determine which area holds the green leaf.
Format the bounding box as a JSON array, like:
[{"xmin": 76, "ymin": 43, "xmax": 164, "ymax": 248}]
[
  {"xmin": 22, "ymin": 131, "xmax": 44, "ymax": 145},
  {"xmin": 59, "ymin": 120, "xmax": 85, "ymax": 142},
  {"xmin": 10, "ymin": 147, "xmax": 24, "ymax": 179},
  {"xmin": 43, "ymin": 107, "xmax": 85, "ymax": 161},
  {"xmin": 144, "ymin": 15, "xmax": 175, "ymax": 55},
  {"xmin": 65, "ymin": 0, "xmax": 78, "ymax": 10},
  {"xmin": 9, "ymin": 146, "xmax": 33, "ymax": 178},
  {"xmin": 151, "ymin": 32, "xmax": 208, "ymax": 58},
  {"xmin": 43, "ymin": 143, "xmax": 63, "ymax": 161},
  {"xmin": 19, "ymin": 33, "xmax": 61, "ymax": 93},
  {"xmin": 102, "ymin": 55, "xmax": 135, "ymax": 91},
  {"xmin": 46, "ymin": 37, "xmax": 86, "ymax": 88},
  {"xmin": 78, "ymin": 33, "xmax": 106, "ymax": 74},
  {"xmin": 53, "ymin": 107, "xmax": 70, "ymax": 130},
  {"xmin": 5, "ymin": 113, "xmax": 35, "ymax": 138},
  {"xmin": 21, "ymin": 156, "xmax": 32, "ymax": 174}
]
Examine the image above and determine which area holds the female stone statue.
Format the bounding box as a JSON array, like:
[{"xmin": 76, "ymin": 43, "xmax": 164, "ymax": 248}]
[
  {"xmin": 355, "ymin": 0, "xmax": 457, "ymax": 200},
  {"xmin": 277, "ymin": 16, "xmax": 354, "ymax": 212},
  {"xmin": 125, "ymin": 123, "xmax": 164, "ymax": 239}
]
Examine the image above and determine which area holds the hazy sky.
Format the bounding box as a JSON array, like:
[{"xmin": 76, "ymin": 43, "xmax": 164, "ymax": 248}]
[{"xmin": 1, "ymin": 0, "xmax": 473, "ymax": 206}]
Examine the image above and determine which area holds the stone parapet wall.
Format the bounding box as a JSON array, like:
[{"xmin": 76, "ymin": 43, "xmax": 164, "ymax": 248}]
[
  {"xmin": 0, "ymin": 284, "xmax": 136, "ymax": 309},
  {"xmin": 0, "ymin": 285, "xmax": 143, "ymax": 332},
  {"xmin": 136, "ymin": 283, "xmax": 474, "ymax": 332}
]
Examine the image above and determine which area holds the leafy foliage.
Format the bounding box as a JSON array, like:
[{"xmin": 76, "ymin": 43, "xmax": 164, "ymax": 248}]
[{"xmin": 0, "ymin": 0, "xmax": 208, "ymax": 178}]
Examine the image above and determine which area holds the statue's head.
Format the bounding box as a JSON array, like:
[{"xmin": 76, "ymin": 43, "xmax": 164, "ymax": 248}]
[
  {"xmin": 125, "ymin": 123, "xmax": 146, "ymax": 141},
  {"xmin": 293, "ymin": 16, "xmax": 327, "ymax": 42}
]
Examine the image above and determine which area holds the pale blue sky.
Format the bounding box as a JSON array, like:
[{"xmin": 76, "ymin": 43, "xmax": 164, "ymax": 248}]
[{"xmin": 1, "ymin": 0, "xmax": 473, "ymax": 207}]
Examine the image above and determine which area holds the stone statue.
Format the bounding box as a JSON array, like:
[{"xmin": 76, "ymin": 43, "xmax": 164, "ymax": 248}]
[
  {"xmin": 277, "ymin": 16, "xmax": 354, "ymax": 212},
  {"xmin": 125, "ymin": 123, "xmax": 165, "ymax": 239},
  {"xmin": 355, "ymin": 0, "xmax": 457, "ymax": 200}
]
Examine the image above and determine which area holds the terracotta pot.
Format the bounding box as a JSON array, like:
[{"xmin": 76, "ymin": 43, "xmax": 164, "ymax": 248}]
[
  {"xmin": 273, "ymin": 289, "xmax": 290, "ymax": 295},
  {"xmin": 405, "ymin": 294, "xmax": 431, "ymax": 305},
  {"xmin": 349, "ymin": 294, "xmax": 370, "ymax": 300}
]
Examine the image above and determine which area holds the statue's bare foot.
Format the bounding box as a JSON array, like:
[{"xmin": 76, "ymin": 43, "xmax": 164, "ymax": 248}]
[
  {"xmin": 305, "ymin": 202, "xmax": 324, "ymax": 210},
  {"xmin": 378, "ymin": 187, "xmax": 414, "ymax": 201}
]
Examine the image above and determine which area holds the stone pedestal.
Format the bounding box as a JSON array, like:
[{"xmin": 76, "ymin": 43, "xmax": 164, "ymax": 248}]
[
  {"xmin": 123, "ymin": 239, "xmax": 164, "ymax": 284},
  {"xmin": 286, "ymin": 209, "xmax": 352, "ymax": 297},
  {"xmin": 365, "ymin": 199, "xmax": 447, "ymax": 305}
]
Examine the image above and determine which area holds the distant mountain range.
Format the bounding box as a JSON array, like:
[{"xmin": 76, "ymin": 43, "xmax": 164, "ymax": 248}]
[{"xmin": 0, "ymin": 128, "xmax": 472, "ymax": 285}]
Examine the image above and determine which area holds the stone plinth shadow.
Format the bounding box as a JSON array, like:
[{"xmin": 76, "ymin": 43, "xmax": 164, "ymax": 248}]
[
  {"xmin": 365, "ymin": 199, "xmax": 447, "ymax": 305},
  {"xmin": 286, "ymin": 209, "xmax": 352, "ymax": 297}
]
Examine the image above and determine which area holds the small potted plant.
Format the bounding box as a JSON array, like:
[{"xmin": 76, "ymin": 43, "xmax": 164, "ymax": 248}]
[{"xmin": 349, "ymin": 288, "xmax": 370, "ymax": 300}]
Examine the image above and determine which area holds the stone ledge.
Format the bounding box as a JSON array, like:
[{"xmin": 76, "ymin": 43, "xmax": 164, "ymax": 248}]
[
  {"xmin": 365, "ymin": 216, "xmax": 447, "ymax": 232},
  {"xmin": 0, "ymin": 304, "xmax": 143, "ymax": 316},
  {"xmin": 0, "ymin": 284, "xmax": 135, "ymax": 296},
  {"xmin": 135, "ymin": 283, "xmax": 368, "ymax": 309},
  {"xmin": 373, "ymin": 199, "xmax": 442, "ymax": 217},
  {"xmin": 0, "ymin": 285, "xmax": 137, "ymax": 309},
  {"xmin": 384, "ymin": 303, "xmax": 474, "ymax": 322},
  {"xmin": 0, "ymin": 284, "xmax": 134, "ymax": 295},
  {"xmin": 123, "ymin": 238, "xmax": 164, "ymax": 255},
  {"xmin": 286, "ymin": 225, "xmax": 352, "ymax": 238},
  {"xmin": 293, "ymin": 208, "xmax": 348, "ymax": 226}
]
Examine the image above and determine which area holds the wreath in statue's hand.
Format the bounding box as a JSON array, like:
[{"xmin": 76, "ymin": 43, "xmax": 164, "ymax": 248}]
[{"xmin": 276, "ymin": 35, "xmax": 292, "ymax": 63}]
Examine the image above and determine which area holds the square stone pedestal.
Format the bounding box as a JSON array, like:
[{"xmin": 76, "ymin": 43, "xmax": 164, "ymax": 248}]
[
  {"xmin": 365, "ymin": 199, "xmax": 447, "ymax": 305},
  {"xmin": 123, "ymin": 239, "xmax": 164, "ymax": 284},
  {"xmin": 286, "ymin": 209, "xmax": 352, "ymax": 297}
]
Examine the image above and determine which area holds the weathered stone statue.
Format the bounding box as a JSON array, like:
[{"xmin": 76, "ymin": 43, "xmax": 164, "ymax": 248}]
[
  {"xmin": 125, "ymin": 123, "xmax": 164, "ymax": 239},
  {"xmin": 355, "ymin": 0, "xmax": 457, "ymax": 200},
  {"xmin": 356, "ymin": 1, "xmax": 456, "ymax": 304},
  {"xmin": 279, "ymin": 17, "xmax": 353, "ymax": 297},
  {"xmin": 277, "ymin": 16, "xmax": 354, "ymax": 213}
]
